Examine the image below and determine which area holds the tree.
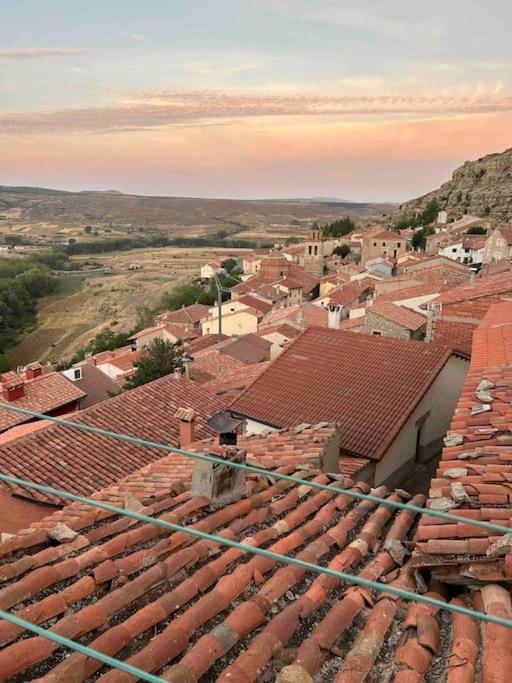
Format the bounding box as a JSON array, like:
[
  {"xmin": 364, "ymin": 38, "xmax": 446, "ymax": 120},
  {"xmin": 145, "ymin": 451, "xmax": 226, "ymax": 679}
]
[
  {"xmin": 285, "ymin": 236, "xmax": 300, "ymax": 246},
  {"xmin": 411, "ymin": 225, "xmax": 436, "ymax": 251},
  {"xmin": 71, "ymin": 327, "xmax": 133, "ymax": 363},
  {"xmin": 221, "ymin": 258, "xmax": 238, "ymax": 273},
  {"xmin": 333, "ymin": 244, "xmax": 351, "ymax": 258},
  {"xmin": 467, "ymin": 226, "xmax": 487, "ymax": 235},
  {"xmin": 421, "ymin": 199, "xmax": 440, "ymax": 226},
  {"xmin": 4, "ymin": 235, "xmax": 24, "ymax": 247},
  {"xmin": 125, "ymin": 338, "xmax": 184, "ymax": 388},
  {"xmin": 323, "ymin": 217, "xmax": 355, "ymax": 238},
  {"xmin": 84, "ymin": 225, "xmax": 93, "ymax": 234}
]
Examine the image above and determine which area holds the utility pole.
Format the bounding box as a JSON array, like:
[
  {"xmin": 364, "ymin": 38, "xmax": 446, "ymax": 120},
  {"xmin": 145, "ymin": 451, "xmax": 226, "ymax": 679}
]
[{"xmin": 214, "ymin": 273, "xmax": 230, "ymax": 350}]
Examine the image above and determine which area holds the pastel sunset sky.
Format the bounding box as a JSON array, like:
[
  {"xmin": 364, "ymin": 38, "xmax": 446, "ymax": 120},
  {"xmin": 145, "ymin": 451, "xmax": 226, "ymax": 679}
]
[{"xmin": 1, "ymin": 0, "xmax": 511, "ymax": 201}]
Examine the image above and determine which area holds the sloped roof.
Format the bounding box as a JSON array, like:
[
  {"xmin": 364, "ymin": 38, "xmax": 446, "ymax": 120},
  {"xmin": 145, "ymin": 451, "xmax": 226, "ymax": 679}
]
[
  {"xmin": 69, "ymin": 363, "xmax": 121, "ymax": 409},
  {"xmin": 260, "ymin": 302, "xmax": 329, "ymax": 329},
  {"xmin": 192, "ymin": 348, "xmax": 246, "ymax": 377},
  {"xmin": 325, "ymin": 279, "xmax": 374, "ymax": 307},
  {"xmin": 415, "ymin": 302, "xmax": 512, "ymax": 580},
  {"xmin": 235, "ymin": 294, "xmax": 273, "ymax": 314},
  {"xmin": 495, "ymin": 225, "xmax": 512, "ymax": 245},
  {"xmin": 369, "ymin": 300, "xmax": 428, "ymax": 331},
  {"xmin": 433, "ymin": 271, "xmax": 512, "ymax": 305},
  {"xmin": 231, "ymin": 327, "xmax": 454, "ymax": 460},
  {"xmin": 220, "ymin": 333, "xmax": 271, "ymax": 364},
  {"xmin": 0, "ymin": 374, "xmax": 226, "ymax": 505},
  {"xmin": 0, "ymin": 372, "xmax": 85, "ymax": 432},
  {"xmin": 201, "ymin": 361, "xmax": 271, "ymax": 399}
]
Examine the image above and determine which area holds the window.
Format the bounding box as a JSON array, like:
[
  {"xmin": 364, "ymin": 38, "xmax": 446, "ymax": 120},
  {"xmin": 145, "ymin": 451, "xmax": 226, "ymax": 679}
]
[
  {"xmin": 397, "ymin": 243, "xmax": 401, "ymax": 248},
  {"xmin": 73, "ymin": 368, "xmax": 82, "ymax": 381},
  {"xmin": 452, "ymin": 248, "xmax": 457, "ymax": 253},
  {"xmin": 382, "ymin": 242, "xmax": 386, "ymax": 247},
  {"xmin": 372, "ymin": 330, "xmax": 382, "ymax": 335},
  {"xmin": 308, "ymin": 245, "xmax": 312, "ymax": 255},
  {"xmin": 373, "ymin": 242, "xmax": 377, "ymax": 247}
]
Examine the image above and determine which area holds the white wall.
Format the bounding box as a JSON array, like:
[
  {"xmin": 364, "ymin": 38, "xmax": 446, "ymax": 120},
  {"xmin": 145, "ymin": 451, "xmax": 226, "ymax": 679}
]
[{"xmin": 375, "ymin": 355, "xmax": 468, "ymax": 484}]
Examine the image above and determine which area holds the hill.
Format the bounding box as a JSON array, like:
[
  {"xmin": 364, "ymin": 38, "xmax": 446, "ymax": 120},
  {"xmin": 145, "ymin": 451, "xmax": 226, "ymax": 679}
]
[
  {"xmin": 397, "ymin": 148, "xmax": 512, "ymax": 223},
  {"xmin": 0, "ymin": 186, "xmax": 394, "ymax": 243}
]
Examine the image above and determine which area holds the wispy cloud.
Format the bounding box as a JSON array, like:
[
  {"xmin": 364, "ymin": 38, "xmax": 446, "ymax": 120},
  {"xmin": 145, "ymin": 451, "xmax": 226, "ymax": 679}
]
[
  {"xmin": 1, "ymin": 88, "xmax": 512, "ymax": 135},
  {"xmin": 0, "ymin": 48, "xmax": 88, "ymax": 60},
  {"xmin": 120, "ymin": 32, "xmax": 145, "ymax": 42}
]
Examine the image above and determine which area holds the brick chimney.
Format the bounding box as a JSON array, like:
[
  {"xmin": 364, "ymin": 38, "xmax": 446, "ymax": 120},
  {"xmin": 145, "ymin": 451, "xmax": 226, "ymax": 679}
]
[
  {"xmin": 25, "ymin": 362, "xmax": 43, "ymax": 380},
  {"xmin": 174, "ymin": 407, "xmax": 196, "ymax": 447},
  {"xmin": 2, "ymin": 373, "xmax": 25, "ymax": 402}
]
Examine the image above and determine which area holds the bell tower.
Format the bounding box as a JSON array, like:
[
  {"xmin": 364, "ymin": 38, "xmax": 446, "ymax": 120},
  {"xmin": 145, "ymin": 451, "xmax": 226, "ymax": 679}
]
[{"xmin": 303, "ymin": 223, "xmax": 324, "ymax": 276}]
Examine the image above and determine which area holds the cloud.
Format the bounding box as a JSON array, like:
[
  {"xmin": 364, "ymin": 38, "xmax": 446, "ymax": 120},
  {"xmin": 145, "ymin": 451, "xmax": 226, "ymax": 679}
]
[
  {"xmin": 120, "ymin": 32, "xmax": 145, "ymax": 42},
  {"xmin": 0, "ymin": 48, "xmax": 88, "ymax": 59},
  {"xmin": 1, "ymin": 88, "xmax": 512, "ymax": 135}
]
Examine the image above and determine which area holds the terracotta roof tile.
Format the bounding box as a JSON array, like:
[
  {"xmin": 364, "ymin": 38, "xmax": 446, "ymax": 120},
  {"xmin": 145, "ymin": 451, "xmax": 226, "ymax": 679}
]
[
  {"xmin": 433, "ymin": 272, "xmax": 512, "ymax": 305},
  {"xmin": 0, "ymin": 374, "xmax": 226, "ymax": 505},
  {"xmin": 68, "ymin": 363, "xmax": 121, "ymax": 409},
  {"xmin": 369, "ymin": 301, "xmax": 428, "ymax": 331},
  {"xmin": 0, "ymin": 372, "xmax": 85, "ymax": 432},
  {"xmin": 230, "ymin": 327, "xmax": 454, "ymax": 460},
  {"xmin": 416, "ymin": 302, "xmax": 512, "ymax": 581},
  {"xmin": 201, "ymin": 361, "xmax": 271, "ymax": 399}
]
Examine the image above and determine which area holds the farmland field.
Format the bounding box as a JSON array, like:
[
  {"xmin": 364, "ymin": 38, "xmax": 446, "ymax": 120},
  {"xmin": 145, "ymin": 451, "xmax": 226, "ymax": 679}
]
[{"xmin": 7, "ymin": 246, "xmax": 239, "ymax": 366}]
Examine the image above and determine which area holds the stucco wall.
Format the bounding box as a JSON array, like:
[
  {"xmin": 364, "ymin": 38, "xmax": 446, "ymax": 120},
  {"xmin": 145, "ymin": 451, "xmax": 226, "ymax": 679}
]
[
  {"xmin": 375, "ymin": 355, "xmax": 468, "ymax": 486},
  {"xmin": 202, "ymin": 310, "xmax": 259, "ymax": 336}
]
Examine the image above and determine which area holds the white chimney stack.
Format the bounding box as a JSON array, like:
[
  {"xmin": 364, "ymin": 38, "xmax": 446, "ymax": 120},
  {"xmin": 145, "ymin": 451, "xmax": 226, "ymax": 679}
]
[{"xmin": 328, "ymin": 304, "xmax": 342, "ymax": 330}]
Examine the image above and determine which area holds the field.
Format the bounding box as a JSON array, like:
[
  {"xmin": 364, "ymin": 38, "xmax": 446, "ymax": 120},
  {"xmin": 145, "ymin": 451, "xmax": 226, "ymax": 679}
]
[
  {"xmin": 6, "ymin": 246, "xmax": 238, "ymax": 367},
  {"xmin": 0, "ymin": 186, "xmax": 395, "ymax": 245}
]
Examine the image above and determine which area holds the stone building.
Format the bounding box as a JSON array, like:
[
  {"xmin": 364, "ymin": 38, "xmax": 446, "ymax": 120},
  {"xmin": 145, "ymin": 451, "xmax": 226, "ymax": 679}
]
[
  {"xmin": 483, "ymin": 225, "xmax": 512, "ymax": 264},
  {"xmin": 363, "ymin": 301, "xmax": 427, "ymax": 340},
  {"xmin": 361, "ymin": 229, "xmax": 406, "ymax": 264}
]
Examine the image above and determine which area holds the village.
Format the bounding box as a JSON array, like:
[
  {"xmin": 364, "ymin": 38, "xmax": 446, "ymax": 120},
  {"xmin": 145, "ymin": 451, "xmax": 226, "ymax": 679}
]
[{"xmin": 0, "ymin": 204, "xmax": 510, "ymax": 678}]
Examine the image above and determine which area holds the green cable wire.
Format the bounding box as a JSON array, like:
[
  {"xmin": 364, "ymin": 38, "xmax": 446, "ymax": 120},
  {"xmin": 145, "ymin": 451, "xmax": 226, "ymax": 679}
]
[
  {"xmin": 0, "ymin": 402, "xmax": 508, "ymax": 535},
  {"xmin": 0, "ymin": 471, "xmax": 511, "ymax": 630},
  {"xmin": 0, "ymin": 608, "xmax": 164, "ymax": 682}
]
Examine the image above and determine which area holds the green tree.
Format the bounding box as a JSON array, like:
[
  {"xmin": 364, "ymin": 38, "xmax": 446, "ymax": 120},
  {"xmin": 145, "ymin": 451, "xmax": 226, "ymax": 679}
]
[
  {"xmin": 84, "ymin": 225, "xmax": 93, "ymax": 234},
  {"xmin": 221, "ymin": 257, "xmax": 238, "ymax": 273},
  {"xmin": 411, "ymin": 225, "xmax": 436, "ymax": 251},
  {"xmin": 285, "ymin": 236, "xmax": 300, "ymax": 246},
  {"xmin": 333, "ymin": 243, "xmax": 351, "ymax": 258},
  {"xmin": 467, "ymin": 226, "xmax": 487, "ymax": 235},
  {"xmin": 323, "ymin": 217, "xmax": 355, "ymax": 238},
  {"xmin": 4, "ymin": 235, "xmax": 24, "ymax": 247},
  {"xmin": 71, "ymin": 327, "xmax": 133, "ymax": 363},
  {"xmin": 125, "ymin": 338, "xmax": 184, "ymax": 389}
]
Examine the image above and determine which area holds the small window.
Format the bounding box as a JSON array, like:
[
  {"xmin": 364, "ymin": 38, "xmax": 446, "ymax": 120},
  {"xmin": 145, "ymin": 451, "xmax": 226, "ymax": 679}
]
[
  {"xmin": 73, "ymin": 368, "xmax": 82, "ymax": 381},
  {"xmin": 372, "ymin": 330, "xmax": 382, "ymax": 335},
  {"xmin": 382, "ymin": 242, "xmax": 386, "ymax": 247},
  {"xmin": 308, "ymin": 245, "xmax": 312, "ymax": 255},
  {"xmin": 397, "ymin": 242, "xmax": 401, "ymax": 248},
  {"xmin": 373, "ymin": 242, "xmax": 377, "ymax": 247},
  {"xmin": 452, "ymin": 248, "xmax": 457, "ymax": 253}
]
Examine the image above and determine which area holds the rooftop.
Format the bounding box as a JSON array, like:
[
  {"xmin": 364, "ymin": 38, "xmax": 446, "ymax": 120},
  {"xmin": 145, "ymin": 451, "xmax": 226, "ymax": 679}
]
[
  {"xmin": 230, "ymin": 327, "xmax": 455, "ymax": 460},
  {"xmin": 156, "ymin": 303, "xmax": 211, "ymax": 325},
  {"xmin": 220, "ymin": 333, "xmax": 272, "ymax": 365},
  {"xmin": 235, "ymin": 294, "xmax": 273, "ymax": 314},
  {"xmin": 201, "ymin": 361, "xmax": 271, "ymax": 400},
  {"xmin": 415, "ymin": 302, "xmax": 512, "ymax": 582},
  {"xmin": 433, "ymin": 271, "xmax": 512, "ymax": 305},
  {"xmin": 368, "ymin": 300, "xmax": 428, "ymax": 331},
  {"xmin": 0, "ymin": 373, "xmax": 226, "ymax": 505},
  {"xmin": 0, "ymin": 370, "xmax": 85, "ymax": 433},
  {"xmin": 67, "ymin": 362, "xmax": 122, "ymax": 409},
  {"xmin": 495, "ymin": 225, "xmax": 512, "ymax": 245}
]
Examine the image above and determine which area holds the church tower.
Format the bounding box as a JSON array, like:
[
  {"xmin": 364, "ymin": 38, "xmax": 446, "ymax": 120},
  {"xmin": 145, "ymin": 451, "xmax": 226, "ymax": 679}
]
[{"xmin": 303, "ymin": 223, "xmax": 324, "ymax": 276}]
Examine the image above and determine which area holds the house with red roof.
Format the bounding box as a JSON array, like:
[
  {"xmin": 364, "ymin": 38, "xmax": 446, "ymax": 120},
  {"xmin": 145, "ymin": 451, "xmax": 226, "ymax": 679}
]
[
  {"xmin": 483, "ymin": 225, "xmax": 512, "ymax": 264},
  {"xmin": 0, "ymin": 371, "xmax": 227, "ymax": 533},
  {"xmin": 363, "ymin": 300, "xmax": 427, "ymax": 340},
  {"xmin": 230, "ymin": 327, "xmax": 469, "ymax": 487},
  {"xmin": 428, "ymin": 271, "xmax": 512, "ymax": 355},
  {"xmin": 128, "ymin": 322, "xmax": 193, "ymax": 351},
  {"xmin": 0, "ymin": 363, "xmax": 85, "ymax": 437},
  {"xmin": 361, "ymin": 229, "xmax": 407, "ymax": 265}
]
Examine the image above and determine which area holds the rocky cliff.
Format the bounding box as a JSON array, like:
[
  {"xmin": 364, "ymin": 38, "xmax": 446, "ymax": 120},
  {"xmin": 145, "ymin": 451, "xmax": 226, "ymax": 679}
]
[{"xmin": 398, "ymin": 148, "xmax": 512, "ymax": 223}]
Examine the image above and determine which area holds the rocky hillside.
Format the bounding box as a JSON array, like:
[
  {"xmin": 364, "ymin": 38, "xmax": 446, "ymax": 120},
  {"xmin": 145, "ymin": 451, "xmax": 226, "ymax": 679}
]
[{"xmin": 398, "ymin": 148, "xmax": 512, "ymax": 223}]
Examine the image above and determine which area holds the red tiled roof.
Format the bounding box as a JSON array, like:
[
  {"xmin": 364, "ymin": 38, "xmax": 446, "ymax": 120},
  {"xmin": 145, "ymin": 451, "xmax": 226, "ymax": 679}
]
[
  {"xmin": 495, "ymin": 225, "xmax": 512, "ymax": 245},
  {"xmin": 201, "ymin": 361, "xmax": 271, "ymax": 399},
  {"xmin": 0, "ymin": 452, "xmax": 446, "ymax": 681},
  {"xmin": 339, "ymin": 454, "xmax": 371, "ymax": 477},
  {"xmin": 192, "ymin": 349, "xmax": 246, "ymax": 377},
  {"xmin": 235, "ymin": 294, "xmax": 273, "ymax": 314},
  {"xmin": 187, "ymin": 333, "xmax": 228, "ymax": 353},
  {"xmin": 156, "ymin": 303, "xmax": 210, "ymax": 325},
  {"xmin": 433, "ymin": 271, "xmax": 512, "ymax": 305},
  {"xmin": 260, "ymin": 302, "xmax": 329, "ymax": 329},
  {"xmin": 324, "ymin": 280, "xmax": 373, "ymax": 307},
  {"xmin": 376, "ymin": 280, "xmax": 449, "ymax": 304},
  {"xmin": 0, "ymin": 374, "xmax": 227, "ymax": 505},
  {"xmin": 369, "ymin": 300, "xmax": 427, "ymax": 331},
  {"xmin": 365, "ymin": 229, "xmax": 401, "ymax": 240},
  {"xmin": 69, "ymin": 363, "xmax": 121, "ymax": 409},
  {"xmin": 0, "ymin": 372, "xmax": 85, "ymax": 432},
  {"xmin": 275, "ymin": 277, "xmax": 303, "ymax": 290},
  {"xmin": 102, "ymin": 349, "xmax": 142, "ymax": 371},
  {"xmin": 220, "ymin": 333, "xmax": 271, "ymax": 364},
  {"xmin": 339, "ymin": 316, "xmax": 365, "ymax": 330},
  {"xmin": 257, "ymin": 322, "xmax": 302, "ymax": 339},
  {"xmin": 415, "ymin": 302, "xmax": 512, "ymax": 582},
  {"xmin": 231, "ymin": 327, "xmax": 454, "ymax": 460},
  {"xmin": 462, "ymin": 234, "xmax": 486, "ymax": 249}
]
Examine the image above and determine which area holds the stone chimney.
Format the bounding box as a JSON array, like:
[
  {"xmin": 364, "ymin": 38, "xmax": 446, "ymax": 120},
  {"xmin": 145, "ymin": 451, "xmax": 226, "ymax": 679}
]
[
  {"xmin": 2, "ymin": 372, "xmax": 25, "ymax": 402},
  {"xmin": 174, "ymin": 407, "xmax": 196, "ymax": 448},
  {"xmin": 328, "ymin": 304, "xmax": 342, "ymax": 330},
  {"xmin": 25, "ymin": 362, "xmax": 43, "ymax": 380},
  {"xmin": 191, "ymin": 446, "xmax": 246, "ymax": 505}
]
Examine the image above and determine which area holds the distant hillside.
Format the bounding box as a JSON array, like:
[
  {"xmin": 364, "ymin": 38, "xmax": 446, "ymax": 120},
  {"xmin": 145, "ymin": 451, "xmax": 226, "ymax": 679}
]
[
  {"xmin": 0, "ymin": 186, "xmax": 394, "ymax": 238},
  {"xmin": 398, "ymin": 148, "xmax": 512, "ymax": 223}
]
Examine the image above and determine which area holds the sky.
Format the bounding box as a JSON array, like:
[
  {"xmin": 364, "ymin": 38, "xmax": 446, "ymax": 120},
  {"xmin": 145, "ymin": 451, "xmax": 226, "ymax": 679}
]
[{"xmin": 1, "ymin": 0, "xmax": 511, "ymax": 201}]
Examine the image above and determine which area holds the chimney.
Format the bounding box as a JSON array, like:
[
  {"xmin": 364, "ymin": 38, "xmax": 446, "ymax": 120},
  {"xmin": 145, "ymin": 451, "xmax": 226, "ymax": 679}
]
[
  {"xmin": 191, "ymin": 446, "xmax": 246, "ymax": 505},
  {"xmin": 25, "ymin": 362, "xmax": 43, "ymax": 380},
  {"xmin": 173, "ymin": 366, "xmax": 182, "ymax": 380},
  {"xmin": 328, "ymin": 304, "xmax": 342, "ymax": 330},
  {"xmin": 175, "ymin": 407, "xmax": 196, "ymax": 447},
  {"xmin": 207, "ymin": 411, "xmax": 243, "ymax": 446},
  {"xmin": 2, "ymin": 374, "xmax": 25, "ymax": 402}
]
